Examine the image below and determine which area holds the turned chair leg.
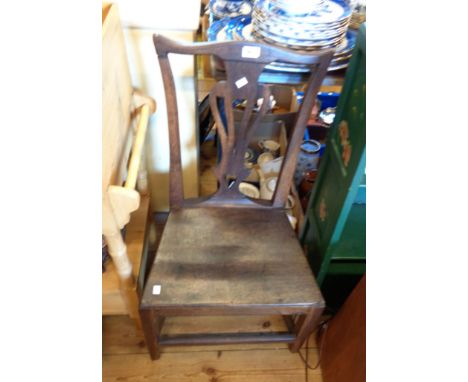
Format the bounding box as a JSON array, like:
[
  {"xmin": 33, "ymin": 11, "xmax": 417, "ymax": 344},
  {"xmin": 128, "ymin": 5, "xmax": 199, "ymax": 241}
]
[
  {"xmin": 289, "ymin": 308, "xmax": 324, "ymax": 353},
  {"xmin": 140, "ymin": 309, "xmax": 163, "ymax": 360},
  {"xmin": 103, "ymin": 229, "xmax": 140, "ymax": 321}
]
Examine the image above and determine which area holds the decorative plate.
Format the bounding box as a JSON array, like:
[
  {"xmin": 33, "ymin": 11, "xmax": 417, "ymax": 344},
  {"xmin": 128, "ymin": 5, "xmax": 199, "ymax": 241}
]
[
  {"xmin": 258, "ymin": 0, "xmax": 352, "ymax": 23},
  {"xmin": 207, "ymin": 13, "xmax": 356, "ymax": 72},
  {"xmin": 210, "ymin": 0, "xmax": 253, "ymax": 19}
]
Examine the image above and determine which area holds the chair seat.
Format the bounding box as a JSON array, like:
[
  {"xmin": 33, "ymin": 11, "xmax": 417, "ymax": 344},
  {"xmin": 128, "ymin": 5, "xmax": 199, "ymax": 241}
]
[{"xmin": 141, "ymin": 207, "xmax": 324, "ymax": 311}]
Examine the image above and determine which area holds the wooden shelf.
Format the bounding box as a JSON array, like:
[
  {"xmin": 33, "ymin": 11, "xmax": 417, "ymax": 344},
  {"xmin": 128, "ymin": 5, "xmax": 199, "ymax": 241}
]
[{"xmin": 102, "ymin": 194, "xmax": 151, "ymax": 315}]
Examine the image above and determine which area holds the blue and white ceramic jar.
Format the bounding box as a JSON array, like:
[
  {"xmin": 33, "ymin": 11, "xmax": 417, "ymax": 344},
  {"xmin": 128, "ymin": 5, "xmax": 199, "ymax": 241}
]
[{"xmin": 294, "ymin": 140, "xmax": 322, "ymax": 186}]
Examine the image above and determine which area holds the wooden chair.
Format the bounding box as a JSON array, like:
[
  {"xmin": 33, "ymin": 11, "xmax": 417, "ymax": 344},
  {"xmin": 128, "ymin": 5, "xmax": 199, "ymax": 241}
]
[{"xmin": 140, "ymin": 34, "xmax": 334, "ymax": 360}]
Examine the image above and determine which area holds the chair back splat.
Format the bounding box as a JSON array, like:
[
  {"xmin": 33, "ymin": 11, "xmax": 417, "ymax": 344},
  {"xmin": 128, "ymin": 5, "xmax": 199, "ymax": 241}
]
[{"xmin": 153, "ymin": 34, "xmax": 334, "ymax": 209}]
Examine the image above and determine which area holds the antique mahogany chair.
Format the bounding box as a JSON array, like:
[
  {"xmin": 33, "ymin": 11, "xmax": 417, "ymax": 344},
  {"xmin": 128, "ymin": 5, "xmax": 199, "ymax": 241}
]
[{"xmin": 140, "ymin": 34, "xmax": 334, "ymax": 360}]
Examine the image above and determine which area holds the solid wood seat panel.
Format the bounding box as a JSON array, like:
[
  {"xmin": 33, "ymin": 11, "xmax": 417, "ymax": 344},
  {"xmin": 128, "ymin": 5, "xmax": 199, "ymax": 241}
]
[{"xmin": 141, "ymin": 207, "xmax": 324, "ymax": 309}]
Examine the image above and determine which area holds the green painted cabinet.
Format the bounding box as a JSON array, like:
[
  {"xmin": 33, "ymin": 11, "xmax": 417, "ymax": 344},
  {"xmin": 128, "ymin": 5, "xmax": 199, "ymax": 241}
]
[{"xmin": 300, "ymin": 24, "xmax": 366, "ymax": 290}]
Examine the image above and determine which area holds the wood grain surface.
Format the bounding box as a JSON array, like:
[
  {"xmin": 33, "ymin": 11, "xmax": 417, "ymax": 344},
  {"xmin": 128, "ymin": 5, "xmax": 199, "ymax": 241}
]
[
  {"xmin": 141, "ymin": 208, "xmax": 323, "ymax": 310},
  {"xmin": 320, "ymin": 276, "xmax": 365, "ymax": 382}
]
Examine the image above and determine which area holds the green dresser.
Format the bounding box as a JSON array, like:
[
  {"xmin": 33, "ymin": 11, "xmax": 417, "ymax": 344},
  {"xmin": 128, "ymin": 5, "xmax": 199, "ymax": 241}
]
[{"xmin": 300, "ymin": 24, "xmax": 366, "ymax": 306}]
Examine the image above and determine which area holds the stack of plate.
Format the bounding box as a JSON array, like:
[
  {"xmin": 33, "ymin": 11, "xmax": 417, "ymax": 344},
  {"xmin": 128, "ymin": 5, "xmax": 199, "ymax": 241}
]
[
  {"xmin": 209, "ymin": 0, "xmax": 253, "ymax": 20},
  {"xmin": 252, "ymin": 0, "xmax": 354, "ymax": 70},
  {"xmin": 207, "ymin": 13, "xmax": 356, "ymax": 72}
]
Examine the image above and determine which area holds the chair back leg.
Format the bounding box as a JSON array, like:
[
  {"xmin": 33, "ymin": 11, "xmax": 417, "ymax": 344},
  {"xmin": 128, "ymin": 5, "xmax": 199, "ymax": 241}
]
[{"xmin": 289, "ymin": 307, "xmax": 324, "ymax": 352}]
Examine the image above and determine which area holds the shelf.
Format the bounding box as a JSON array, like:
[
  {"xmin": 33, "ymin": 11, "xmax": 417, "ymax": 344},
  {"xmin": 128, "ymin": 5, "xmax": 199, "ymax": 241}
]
[{"xmin": 327, "ymin": 261, "xmax": 366, "ymax": 275}]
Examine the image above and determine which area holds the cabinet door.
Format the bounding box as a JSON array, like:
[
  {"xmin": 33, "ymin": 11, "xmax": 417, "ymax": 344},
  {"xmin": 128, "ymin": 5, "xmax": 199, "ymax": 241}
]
[{"xmin": 301, "ymin": 24, "xmax": 366, "ymax": 283}]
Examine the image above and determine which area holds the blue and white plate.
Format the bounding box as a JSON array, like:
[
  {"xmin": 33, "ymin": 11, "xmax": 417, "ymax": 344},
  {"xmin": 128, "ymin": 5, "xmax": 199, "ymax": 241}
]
[
  {"xmin": 252, "ymin": 0, "xmax": 351, "ymax": 41},
  {"xmin": 272, "ymin": 0, "xmax": 327, "ymax": 17},
  {"xmin": 233, "ymin": 15, "xmax": 253, "ymax": 40},
  {"xmin": 252, "ymin": 9, "xmax": 349, "ymax": 41},
  {"xmin": 210, "ymin": 0, "xmax": 253, "ymax": 20},
  {"xmin": 252, "ymin": 23, "xmax": 347, "ymax": 50},
  {"xmin": 260, "ymin": 0, "xmax": 352, "ymax": 23},
  {"xmin": 228, "ymin": 15, "xmax": 355, "ymax": 52},
  {"xmin": 251, "ymin": 0, "xmax": 354, "ymax": 71},
  {"xmin": 207, "ymin": 14, "xmax": 356, "ymax": 72}
]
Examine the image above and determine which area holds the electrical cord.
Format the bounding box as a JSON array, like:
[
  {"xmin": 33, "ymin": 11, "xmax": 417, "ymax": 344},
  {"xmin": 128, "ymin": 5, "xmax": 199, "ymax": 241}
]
[{"xmin": 297, "ymin": 317, "xmax": 331, "ymax": 382}]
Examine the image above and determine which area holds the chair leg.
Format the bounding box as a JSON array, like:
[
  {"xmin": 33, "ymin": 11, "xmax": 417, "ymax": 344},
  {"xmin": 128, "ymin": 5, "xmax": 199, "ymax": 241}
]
[
  {"xmin": 139, "ymin": 309, "xmax": 162, "ymax": 360},
  {"xmin": 294, "ymin": 315, "xmax": 306, "ymax": 333},
  {"xmin": 283, "ymin": 315, "xmax": 296, "ymax": 333},
  {"xmin": 289, "ymin": 307, "xmax": 323, "ymax": 353},
  {"xmin": 103, "ymin": 226, "xmax": 139, "ymax": 320}
]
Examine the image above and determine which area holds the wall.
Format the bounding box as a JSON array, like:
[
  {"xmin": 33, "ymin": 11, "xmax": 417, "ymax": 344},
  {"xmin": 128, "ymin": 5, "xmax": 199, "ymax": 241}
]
[{"xmin": 113, "ymin": 0, "xmax": 201, "ymax": 211}]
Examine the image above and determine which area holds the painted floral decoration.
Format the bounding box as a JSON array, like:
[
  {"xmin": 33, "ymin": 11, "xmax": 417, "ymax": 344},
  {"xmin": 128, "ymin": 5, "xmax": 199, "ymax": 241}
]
[
  {"xmin": 342, "ymin": 143, "xmax": 352, "ymax": 167},
  {"xmin": 319, "ymin": 198, "xmax": 327, "ymax": 222},
  {"xmin": 338, "ymin": 120, "xmax": 352, "ymax": 168},
  {"xmin": 339, "ymin": 121, "xmax": 349, "ymax": 142}
]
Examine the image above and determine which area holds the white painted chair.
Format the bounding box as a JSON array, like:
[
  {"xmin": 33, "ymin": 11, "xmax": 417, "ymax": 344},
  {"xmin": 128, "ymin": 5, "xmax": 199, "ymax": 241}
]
[{"xmin": 102, "ymin": 3, "xmax": 156, "ymax": 324}]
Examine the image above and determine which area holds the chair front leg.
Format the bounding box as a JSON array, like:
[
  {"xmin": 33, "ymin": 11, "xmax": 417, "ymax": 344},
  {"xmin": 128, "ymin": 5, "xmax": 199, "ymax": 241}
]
[{"xmin": 139, "ymin": 309, "xmax": 163, "ymax": 360}]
